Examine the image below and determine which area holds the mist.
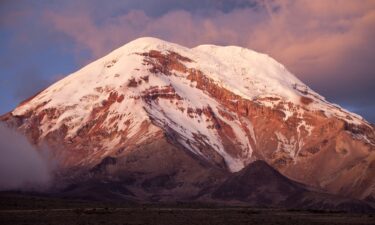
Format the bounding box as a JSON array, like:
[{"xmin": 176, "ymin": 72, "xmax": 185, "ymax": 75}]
[{"xmin": 0, "ymin": 124, "xmax": 53, "ymax": 191}]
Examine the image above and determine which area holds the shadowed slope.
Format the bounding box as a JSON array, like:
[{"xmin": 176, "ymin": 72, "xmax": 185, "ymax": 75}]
[{"xmin": 212, "ymin": 160, "xmax": 374, "ymax": 212}]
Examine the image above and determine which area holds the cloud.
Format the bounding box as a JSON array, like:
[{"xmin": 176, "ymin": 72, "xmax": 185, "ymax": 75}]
[
  {"xmin": 42, "ymin": 0, "xmax": 375, "ymax": 71},
  {"xmin": 44, "ymin": 0, "xmax": 375, "ymax": 88},
  {"xmin": 0, "ymin": 124, "xmax": 53, "ymax": 191}
]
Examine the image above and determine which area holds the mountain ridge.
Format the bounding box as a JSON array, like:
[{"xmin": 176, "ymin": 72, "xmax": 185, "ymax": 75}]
[{"xmin": 1, "ymin": 37, "xmax": 374, "ymax": 206}]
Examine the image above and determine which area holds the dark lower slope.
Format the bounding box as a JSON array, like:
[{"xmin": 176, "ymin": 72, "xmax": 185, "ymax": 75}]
[
  {"xmin": 55, "ymin": 155, "xmax": 374, "ymax": 213},
  {"xmin": 212, "ymin": 160, "xmax": 305, "ymax": 204},
  {"xmin": 56, "ymin": 135, "xmax": 228, "ymax": 202},
  {"xmin": 212, "ymin": 160, "xmax": 374, "ymax": 213}
]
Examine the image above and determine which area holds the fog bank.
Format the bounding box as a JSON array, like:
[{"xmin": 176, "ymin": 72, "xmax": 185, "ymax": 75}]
[{"xmin": 0, "ymin": 124, "xmax": 52, "ymax": 191}]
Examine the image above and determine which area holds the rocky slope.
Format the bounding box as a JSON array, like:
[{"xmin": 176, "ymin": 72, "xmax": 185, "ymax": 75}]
[{"xmin": 1, "ymin": 37, "xmax": 374, "ymax": 203}]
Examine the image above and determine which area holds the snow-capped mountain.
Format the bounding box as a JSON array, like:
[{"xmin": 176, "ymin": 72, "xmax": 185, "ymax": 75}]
[{"xmin": 1, "ymin": 37, "xmax": 374, "ymax": 203}]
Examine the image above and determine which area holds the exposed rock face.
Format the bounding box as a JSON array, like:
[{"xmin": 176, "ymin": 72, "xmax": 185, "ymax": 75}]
[{"xmin": 1, "ymin": 37, "xmax": 374, "ymax": 204}]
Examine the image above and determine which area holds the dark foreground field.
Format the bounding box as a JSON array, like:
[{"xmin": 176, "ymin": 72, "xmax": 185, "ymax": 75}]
[{"xmin": 0, "ymin": 192, "xmax": 374, "ymax": 225}]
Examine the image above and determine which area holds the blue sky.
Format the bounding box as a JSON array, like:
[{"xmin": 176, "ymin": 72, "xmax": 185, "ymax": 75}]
[{"xmin": 1, "ymin": 0, "xmax": 374, "ymax": 122}]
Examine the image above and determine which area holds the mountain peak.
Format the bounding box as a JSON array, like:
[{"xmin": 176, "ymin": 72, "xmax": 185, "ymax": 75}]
[
  {"xmin": 115, "ymin": 36, "xmax": 188, "ymax": 56},
  {"xmin": 126, "ymin": 36, "xmax": 175, "ymax": 46},
  {"xmin": 2, "ymin": 37, "xmax": 374, "ymax": 201}
]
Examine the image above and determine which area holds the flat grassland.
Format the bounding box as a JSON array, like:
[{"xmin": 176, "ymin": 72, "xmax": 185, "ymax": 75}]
[{"xmin": 0, "ymin": 192, "xmax": 374, "ymax": 225}]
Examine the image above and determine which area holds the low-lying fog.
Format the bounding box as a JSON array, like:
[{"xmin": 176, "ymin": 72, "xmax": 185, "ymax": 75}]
[{"xmin": 0, "ymin": 124, "xmax": 53, "ymax": 191}]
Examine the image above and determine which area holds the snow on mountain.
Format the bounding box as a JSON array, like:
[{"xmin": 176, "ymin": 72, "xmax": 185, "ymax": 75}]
[{"xmin": 3, "ymin": 37, "xmax": 374, "ymax": 201}]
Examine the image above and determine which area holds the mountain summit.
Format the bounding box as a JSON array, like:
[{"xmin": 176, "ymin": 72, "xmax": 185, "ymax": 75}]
[{"xmin": 1, "ymin": 37, "xmax": 374, "ymax": 204}]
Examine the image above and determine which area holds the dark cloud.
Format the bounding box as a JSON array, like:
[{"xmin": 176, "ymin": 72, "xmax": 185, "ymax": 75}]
[
  {"xmin": 0, "ymin": 124, "xmax": 52, "ymax": 191},
  {"xmin": 40, "ymin": 0, "xmax": 259, "ymax": 18},
  {"xmin": 126, "ymin": 0, "xmax": 259, "ymax": 16}
]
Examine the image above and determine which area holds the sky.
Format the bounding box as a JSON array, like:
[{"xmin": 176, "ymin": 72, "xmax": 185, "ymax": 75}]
[{"xmin": 0, "ymin": 0, "xmax": 374, "ymax": 123}]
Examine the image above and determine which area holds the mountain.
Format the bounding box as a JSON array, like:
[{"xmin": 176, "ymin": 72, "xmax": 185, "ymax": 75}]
[{"xmin": 1, "ymin": 37, "xmax": 374, "ymax": 205}]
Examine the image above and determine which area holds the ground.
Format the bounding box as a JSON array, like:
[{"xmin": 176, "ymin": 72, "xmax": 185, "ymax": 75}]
[{"xmin": 0, "ymin": 192, "xmax": 374, "ymax": 225}]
